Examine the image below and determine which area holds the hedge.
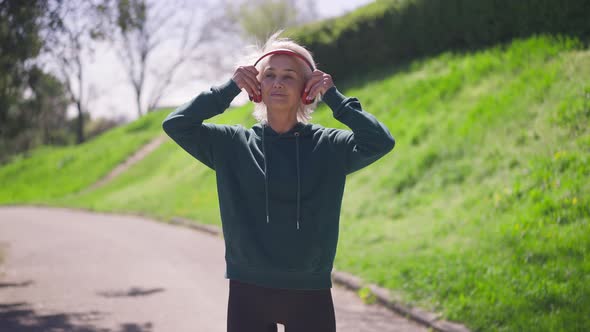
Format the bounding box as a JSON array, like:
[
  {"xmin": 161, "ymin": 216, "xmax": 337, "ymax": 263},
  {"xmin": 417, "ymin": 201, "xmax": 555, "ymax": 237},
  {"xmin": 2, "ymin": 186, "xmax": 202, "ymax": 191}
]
[{"xmin": 285, "ymin": 0, "xmax": 590, "ymax": 81}]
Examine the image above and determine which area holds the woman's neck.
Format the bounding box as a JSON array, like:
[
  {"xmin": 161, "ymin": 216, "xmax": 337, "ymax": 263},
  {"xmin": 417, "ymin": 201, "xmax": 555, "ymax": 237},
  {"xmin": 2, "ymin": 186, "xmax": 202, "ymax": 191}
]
[{"xmin": 266, "ymin": 107, "xmax": 298, "ymax": 134}]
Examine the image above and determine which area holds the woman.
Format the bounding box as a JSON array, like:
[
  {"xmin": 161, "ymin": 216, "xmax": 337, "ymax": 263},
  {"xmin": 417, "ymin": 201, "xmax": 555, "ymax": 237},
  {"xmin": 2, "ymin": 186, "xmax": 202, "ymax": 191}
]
[{"xmin": 162, "ymin": 32, "xmax": 395, "ymax": 332}]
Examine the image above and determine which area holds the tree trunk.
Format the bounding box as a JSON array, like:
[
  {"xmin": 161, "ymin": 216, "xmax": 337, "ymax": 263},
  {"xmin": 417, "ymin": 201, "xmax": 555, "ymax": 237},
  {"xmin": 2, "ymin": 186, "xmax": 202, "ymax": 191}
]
[
  {"xmin": 135, "ymin": 87, "xmax": 142, "ymax": 118},
  {"xmin": 76, "ymin": 101, "xmax": 84, "ymax": 144}
]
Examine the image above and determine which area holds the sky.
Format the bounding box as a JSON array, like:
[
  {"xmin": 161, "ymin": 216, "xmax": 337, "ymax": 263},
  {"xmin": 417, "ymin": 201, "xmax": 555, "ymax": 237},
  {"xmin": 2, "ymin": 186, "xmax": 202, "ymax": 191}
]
[{"xmin": 79, "ymin": 0, "xmax": 375, "ymax": 121}]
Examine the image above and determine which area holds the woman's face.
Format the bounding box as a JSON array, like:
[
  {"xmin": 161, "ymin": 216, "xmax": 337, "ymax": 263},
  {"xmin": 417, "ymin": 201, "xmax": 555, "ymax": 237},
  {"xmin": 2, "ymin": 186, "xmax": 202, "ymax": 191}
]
[{"xmin": 260, "ymin": 54, "xmax": 306, "ymax": 113}]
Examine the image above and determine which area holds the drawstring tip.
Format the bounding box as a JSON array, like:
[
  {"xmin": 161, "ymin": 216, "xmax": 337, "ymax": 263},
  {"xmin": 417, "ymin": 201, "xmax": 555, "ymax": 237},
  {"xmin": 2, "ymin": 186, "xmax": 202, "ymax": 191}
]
[
  {"xmin": 297, "ymin": 220, "xmax": 300, "ymax": 230},
  {"xmin": 266, "ymin": 215, "xmax": 270, "ymax": 224}
]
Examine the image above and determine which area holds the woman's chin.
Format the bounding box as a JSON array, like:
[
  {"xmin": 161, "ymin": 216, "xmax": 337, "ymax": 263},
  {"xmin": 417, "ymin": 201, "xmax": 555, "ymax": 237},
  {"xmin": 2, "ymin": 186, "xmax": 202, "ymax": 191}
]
[{"xmin": 265, "ymin": 98, "xmax": 297, "ymax": 109}]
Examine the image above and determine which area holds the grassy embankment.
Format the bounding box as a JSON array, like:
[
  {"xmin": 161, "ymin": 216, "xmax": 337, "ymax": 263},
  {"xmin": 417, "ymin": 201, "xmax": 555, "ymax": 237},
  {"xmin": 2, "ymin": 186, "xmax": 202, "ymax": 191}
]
[
  {"xmin": 0, "ymin": 112, "xmax": 166, "ymax": 203},
  {"xmin": 1, "ymin": 35, "xmax": 589, "ymax": 331}
]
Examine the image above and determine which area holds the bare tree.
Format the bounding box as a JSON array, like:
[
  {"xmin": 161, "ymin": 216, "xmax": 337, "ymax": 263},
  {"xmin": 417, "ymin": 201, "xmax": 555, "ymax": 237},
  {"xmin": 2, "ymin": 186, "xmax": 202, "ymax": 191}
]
[
  {"xmin": 44, "ymin": 0, "xmax": 108, "ymax": 144},
  {"xmin": 99, "ymin": 0, "xmax": 234, "ymax": 118}
]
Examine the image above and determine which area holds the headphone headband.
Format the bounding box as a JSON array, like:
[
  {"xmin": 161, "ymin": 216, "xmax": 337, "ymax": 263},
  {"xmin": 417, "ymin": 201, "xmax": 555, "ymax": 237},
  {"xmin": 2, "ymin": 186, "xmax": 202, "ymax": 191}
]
[{"xmin": 253, "ymin": 49, "xmax": 315, "ymax": 72}]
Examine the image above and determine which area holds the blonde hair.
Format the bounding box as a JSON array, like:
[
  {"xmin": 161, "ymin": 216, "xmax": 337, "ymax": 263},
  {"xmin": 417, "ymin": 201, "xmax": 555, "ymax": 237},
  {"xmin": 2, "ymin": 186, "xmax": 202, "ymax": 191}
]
[{"xmin": 242, "ymin": 31, "xmax": 319, "ymax": 124}]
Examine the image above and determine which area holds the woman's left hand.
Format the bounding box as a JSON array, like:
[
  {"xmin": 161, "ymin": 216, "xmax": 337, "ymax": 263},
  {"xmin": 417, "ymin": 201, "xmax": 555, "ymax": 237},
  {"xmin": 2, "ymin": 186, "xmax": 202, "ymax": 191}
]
[{"xmin": 304, "ymin": 70, "xmax": 335, "ymax": 102}]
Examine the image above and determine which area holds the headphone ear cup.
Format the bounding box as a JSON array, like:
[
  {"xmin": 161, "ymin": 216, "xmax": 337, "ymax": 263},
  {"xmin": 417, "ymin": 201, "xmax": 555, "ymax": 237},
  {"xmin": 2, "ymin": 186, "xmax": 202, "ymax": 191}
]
[
  {"xmin": 301, "ymin": 91, "xmax": 313, "ymax": 105},
  {"xmin": 249, "ymin": 94, "xmax": 262, "ymax": 103}
]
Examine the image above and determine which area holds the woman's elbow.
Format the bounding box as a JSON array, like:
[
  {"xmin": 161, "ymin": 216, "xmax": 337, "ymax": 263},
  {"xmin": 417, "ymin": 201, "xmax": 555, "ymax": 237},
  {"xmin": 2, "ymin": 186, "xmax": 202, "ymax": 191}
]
[
  {"xmin": 382, "ymin": 133, "xmax": 395, "ymax": 154},
  {"xmin": 162, "ymin": 113, "xmax": 181, "ymax": 137}
]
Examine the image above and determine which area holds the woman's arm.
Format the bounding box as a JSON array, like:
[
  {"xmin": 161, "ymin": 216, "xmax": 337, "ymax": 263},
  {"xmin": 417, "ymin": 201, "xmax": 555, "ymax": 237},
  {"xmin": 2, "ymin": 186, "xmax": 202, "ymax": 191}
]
[
  {"xmin": 162, "ymin": 79, "xmax": 242, "ymax": 170},
  {"xmin": 305, "ymin": 71, "xmax": 395, "ymax": 175},
  {"xmin": 162, "ymin": 66, "xmax": 260, "ymax": 170},
  {"xmin": 323, "ymin": 87, "xmax": 395, "ymax": 174}
]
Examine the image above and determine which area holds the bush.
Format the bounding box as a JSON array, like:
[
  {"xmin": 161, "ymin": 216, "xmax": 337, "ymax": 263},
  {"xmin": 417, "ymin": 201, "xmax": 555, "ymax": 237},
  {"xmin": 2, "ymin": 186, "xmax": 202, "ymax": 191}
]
[{"xmin": 286, "ymin": 0, "xmax": 590, "ymax": 81}]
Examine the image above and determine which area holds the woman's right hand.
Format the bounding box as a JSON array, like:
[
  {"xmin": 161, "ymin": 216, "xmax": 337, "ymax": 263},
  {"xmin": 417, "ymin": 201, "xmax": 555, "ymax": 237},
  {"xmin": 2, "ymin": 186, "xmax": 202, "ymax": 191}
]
[{"xmin": 232, "ymin": 66, "xmax": 260, "ymax": 99}]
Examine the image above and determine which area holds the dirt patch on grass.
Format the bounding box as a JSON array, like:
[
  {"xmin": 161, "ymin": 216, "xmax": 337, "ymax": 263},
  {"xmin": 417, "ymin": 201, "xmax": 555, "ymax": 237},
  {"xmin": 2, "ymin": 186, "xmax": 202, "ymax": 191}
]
[{"xmin": 84, "ymin": 135, "xmax": 166, "ymax": 192}]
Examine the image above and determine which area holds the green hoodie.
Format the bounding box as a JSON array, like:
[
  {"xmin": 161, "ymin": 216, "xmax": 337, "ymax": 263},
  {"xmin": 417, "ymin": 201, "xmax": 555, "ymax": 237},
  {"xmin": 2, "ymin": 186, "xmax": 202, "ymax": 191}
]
[{"xmin": 162, "ymin": 79, "xmax": 395, "ymax": 290}]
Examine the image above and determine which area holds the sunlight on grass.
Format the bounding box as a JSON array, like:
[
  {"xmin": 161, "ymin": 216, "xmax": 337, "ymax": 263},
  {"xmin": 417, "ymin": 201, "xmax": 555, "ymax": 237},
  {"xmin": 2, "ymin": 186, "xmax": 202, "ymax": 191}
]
[
  {"xmin": 2, "ymin": 35, "xmax": 589, "ymax": 331},
  {"xmin": 0, "ymin": 110, "xmax": 169, "ymax": 203}
]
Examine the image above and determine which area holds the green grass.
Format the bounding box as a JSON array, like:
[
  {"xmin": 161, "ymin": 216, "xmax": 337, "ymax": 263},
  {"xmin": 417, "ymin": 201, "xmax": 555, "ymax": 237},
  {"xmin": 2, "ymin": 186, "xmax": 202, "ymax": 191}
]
[
  {"xmin": 2, "ymin": 35, "xmax": 589, "ymax": 331},
  {"xmin": 0, "ymin": 110, "xmax": 168, "ymax": 203}
]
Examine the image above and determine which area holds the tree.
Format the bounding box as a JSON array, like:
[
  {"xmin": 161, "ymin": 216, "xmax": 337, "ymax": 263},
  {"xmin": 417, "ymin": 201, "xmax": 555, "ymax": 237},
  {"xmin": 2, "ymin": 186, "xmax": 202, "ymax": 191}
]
[
  {"xmin": 98, "ymin": 0, "xmax": 234, "ymax": 118},
  {"xmin": 0, "ymin": 0, "xmax": 46, "ymax": 135},
  {"xmin": 224, "ymin": 0, "xmax": 319, "ymax": 44},
  {"xmin": 47, "ymin": 0, "xmax": 109, "ymax": 144},
  {"xmin": 20, "ymin": 67, "xmax": 71, "ymax": 148},
  {"xmin": 0, "ymin": 0, "xmax": 72, "ymax": 162}
]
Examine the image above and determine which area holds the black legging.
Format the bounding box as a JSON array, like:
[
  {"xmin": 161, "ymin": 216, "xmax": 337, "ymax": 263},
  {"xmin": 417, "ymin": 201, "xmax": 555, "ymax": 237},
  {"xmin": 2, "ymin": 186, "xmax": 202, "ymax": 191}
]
[{"xmin": 227, "ymin": 279, "xmax": 336, "ymax": 332}]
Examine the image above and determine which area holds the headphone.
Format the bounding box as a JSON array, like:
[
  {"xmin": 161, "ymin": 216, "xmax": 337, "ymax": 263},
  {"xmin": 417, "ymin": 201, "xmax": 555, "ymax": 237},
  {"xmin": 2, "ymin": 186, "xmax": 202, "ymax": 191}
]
[{"xmin": 249, "ymin": 49, "xmax": 316, "ymax": 105}]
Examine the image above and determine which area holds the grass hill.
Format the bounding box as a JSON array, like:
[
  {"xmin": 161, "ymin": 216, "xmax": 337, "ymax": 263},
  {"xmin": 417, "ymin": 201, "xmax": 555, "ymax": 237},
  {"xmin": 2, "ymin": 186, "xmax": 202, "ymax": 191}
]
[{"xmin": 1, "ymin": 35, "xmax": 589, "ymax": 331}]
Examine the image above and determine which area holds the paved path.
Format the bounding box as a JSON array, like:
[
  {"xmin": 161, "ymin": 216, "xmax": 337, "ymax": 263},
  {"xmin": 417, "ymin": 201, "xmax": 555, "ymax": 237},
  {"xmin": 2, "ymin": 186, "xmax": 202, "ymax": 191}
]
[{"xmin": 0, "ymin": 206, "xmax": 427, "ymax": 332}]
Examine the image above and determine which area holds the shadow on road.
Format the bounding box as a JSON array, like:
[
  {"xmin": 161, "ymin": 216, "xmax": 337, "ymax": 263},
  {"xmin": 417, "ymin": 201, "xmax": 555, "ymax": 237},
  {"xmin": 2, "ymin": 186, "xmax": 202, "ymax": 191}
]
[
  {"xmin": 0, "ymin": 280, "xmax": 34, "ymax": 288},
  {"xmin": 98, "ymin": 287, "xmax": 165, "ymax": 298},
  {"xmin": 0, "ymin": 302, "xmax": 153, "ymax": 332}
]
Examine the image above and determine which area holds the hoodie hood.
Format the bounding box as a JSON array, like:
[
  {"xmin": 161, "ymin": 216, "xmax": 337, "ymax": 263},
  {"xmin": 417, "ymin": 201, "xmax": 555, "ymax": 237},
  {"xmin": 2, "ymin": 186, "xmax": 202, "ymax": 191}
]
[
  {"xmin": 253, "ymin": 121, "xmax": 313, "ymax": 230},
  {"xmin": 252, "ymin": 121, "xmax": 314, "ymax": 138}
]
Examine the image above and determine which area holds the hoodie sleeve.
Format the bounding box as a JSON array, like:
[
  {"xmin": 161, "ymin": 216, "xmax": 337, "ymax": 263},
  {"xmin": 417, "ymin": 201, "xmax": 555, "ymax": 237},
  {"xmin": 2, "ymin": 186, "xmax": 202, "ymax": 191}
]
[
  {"xmin": 162, "ymin": 79, "xmax": 242, "ymax": 170},
  {"xmin": 322, "ymin": 86, "xmax": 395, "ymax": 175}
]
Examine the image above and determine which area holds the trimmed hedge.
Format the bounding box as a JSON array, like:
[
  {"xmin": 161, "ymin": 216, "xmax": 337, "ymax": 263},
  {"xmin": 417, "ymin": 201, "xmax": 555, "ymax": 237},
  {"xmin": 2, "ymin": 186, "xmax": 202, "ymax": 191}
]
[{"xmin": 286, "ymin": 0, "xmax": 590, "ymax": 81}]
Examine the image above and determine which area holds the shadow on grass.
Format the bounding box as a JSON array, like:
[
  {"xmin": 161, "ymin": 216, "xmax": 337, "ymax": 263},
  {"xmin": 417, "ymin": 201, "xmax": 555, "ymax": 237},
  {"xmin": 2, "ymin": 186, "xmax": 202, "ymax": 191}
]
[{"xmin": 0, "ymin": 302, "xmax": 153, "ymax": 332}]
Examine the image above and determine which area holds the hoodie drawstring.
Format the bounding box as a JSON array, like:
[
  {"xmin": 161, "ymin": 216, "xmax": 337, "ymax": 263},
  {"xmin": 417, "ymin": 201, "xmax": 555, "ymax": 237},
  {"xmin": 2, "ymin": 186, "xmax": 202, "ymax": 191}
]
[
  {"xmin": 262, "ymin": 129, "xmax": 270, "ymax": 224},
  {"xmin": 261, "ymin": 124, "xmax": 302, "ymax": 230},
  {"xmin": 295, "ymin": 132, "xmax": 301, "ymax": 230}
]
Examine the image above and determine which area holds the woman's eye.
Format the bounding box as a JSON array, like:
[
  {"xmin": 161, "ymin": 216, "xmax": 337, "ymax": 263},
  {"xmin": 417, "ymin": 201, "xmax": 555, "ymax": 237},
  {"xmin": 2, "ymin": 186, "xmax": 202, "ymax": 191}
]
[{"xmin": 263, "ymin": 73, "xmax": 295, "ymax": 80}]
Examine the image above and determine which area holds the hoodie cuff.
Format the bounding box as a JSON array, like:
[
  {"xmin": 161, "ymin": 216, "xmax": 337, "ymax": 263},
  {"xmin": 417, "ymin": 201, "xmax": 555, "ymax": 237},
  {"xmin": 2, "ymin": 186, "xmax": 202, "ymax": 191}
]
[
  {"xmin": 322, "ymin": 86, "xmax": 350, "ymax": 117},
  {"xmin": 211, "ymin": 79, "xmax": 242, "ymax": 111}
]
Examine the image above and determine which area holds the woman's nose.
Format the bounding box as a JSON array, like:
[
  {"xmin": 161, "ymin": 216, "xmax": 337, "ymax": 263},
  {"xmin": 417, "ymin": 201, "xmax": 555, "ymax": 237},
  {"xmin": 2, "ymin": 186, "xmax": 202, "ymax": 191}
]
[{"xmin": 272, "ymin": 78, "xmax": 284, "ymax": 88}]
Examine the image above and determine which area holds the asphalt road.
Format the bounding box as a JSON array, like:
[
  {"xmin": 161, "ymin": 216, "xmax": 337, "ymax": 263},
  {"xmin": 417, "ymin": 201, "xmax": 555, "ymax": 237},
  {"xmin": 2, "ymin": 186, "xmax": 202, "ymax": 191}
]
[{"xmin": 0, "ymin": 206, "xmax": 426, "ymax": 332}]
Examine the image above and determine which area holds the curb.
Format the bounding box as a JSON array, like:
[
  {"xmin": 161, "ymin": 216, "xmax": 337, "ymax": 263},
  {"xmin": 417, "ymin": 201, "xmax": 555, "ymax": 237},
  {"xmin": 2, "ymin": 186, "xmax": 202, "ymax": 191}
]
[
  {"xmin": 170, "ymin": 217, "xmax": 222, "ymax": 236},
  {"xmin": 169, "ymin": 216, "xmax": 470, "ymax": 332},
  {"xmin": 331, "ymin": 270, "xmax": 470, "ymax": 332}
]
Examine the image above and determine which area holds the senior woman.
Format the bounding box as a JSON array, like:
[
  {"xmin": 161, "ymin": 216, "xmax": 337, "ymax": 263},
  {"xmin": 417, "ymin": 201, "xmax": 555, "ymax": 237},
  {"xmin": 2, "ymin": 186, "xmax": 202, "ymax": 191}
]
[{"xmin": 162, "ymin": 32, "xmax": 395, "ymax": 332}]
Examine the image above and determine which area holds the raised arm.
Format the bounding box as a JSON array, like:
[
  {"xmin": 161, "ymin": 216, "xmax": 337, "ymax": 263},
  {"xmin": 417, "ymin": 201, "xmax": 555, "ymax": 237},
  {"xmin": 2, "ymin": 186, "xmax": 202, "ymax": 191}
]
[
  {"xmin": 162, "ymin": 65, "xmax": 260, "ymax": 170},
  {"xmin": 305, "ymin": 71, "xmax": 395, "ymax": 174},
  {"xmin": 324, "ymin": 88, "xmax": 395, "ymax": 174},
  {"xmin": 162, "ymin": 79, "xmax": 241, "ymax": 169}
]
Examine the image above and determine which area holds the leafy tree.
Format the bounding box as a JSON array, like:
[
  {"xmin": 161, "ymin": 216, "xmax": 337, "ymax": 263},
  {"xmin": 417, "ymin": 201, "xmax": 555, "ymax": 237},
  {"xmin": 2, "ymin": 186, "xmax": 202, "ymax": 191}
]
[
  {"xmin": 19, "ymin": 67, "xmax": 71, "ymax": 147},
  {"xmin": 0, "ymin": 0, "xmax": 71, "ymax": 162},
  {"xmin": 0, "ymin": 0, "xmax": 46, "ymax": 132},
  {"xmin": 224, "ymin": 0, "xmax": 319, "ymax": 44}
]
